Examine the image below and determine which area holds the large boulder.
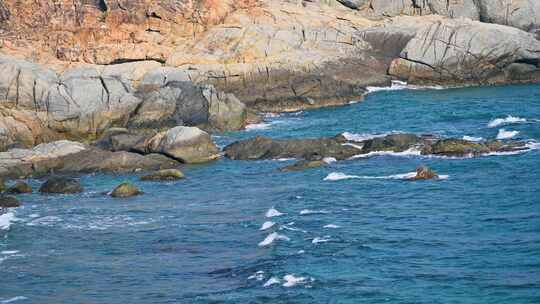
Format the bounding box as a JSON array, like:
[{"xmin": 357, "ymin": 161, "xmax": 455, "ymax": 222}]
[
  {"xmin": 130, "ymin": 78, "xmax": 247, "ymax": 132},
  {"xmin": 388, "ymin": 16, "xmax": 540, "ymax": 85},
  {"xmin": 39, "ymin": 177, "xmax": 84, "ymax": 194},
  {"xmin": 409, "ymin": 166, "xmax": 439, "ymax": 180},
  {"xmin": 361, "ymin": 134, "xmax": 424, "ymax": 153},
  {"xmin": 224, "ymin": 135, "xmax": 360, "ymax": 160},
  {"xmin": 140, "ymin": 126, "xmax": 220, "ymax": 164},
  {"xmin": 93, "ymin": 128, "xmax": 149, "ymax": 152},
  {"xmin": 477, "ymin": 0, "xmax": 540, "ymax": 32}
]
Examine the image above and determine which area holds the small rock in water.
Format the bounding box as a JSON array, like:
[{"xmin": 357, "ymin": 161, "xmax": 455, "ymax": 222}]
[
  {"xmin": 410, "ymin": 166, "xmax": 438, "ymax": 180},
  {"xmin": 7, "ymin": 181, "xmax": 33, "ymax": 194},
  {"xmin": 39, "ymin": 177, "xmax": 84, "ymax": 194},
  {"xmin": 0, "ymin": 178, "xmax": 6, "ymax": 193},
  {"xmin": 140, "ymin": 169, "xmax": 185, "ymax": 181},
  {"xmin": 111, "ymin": 182, "xmax": 143, "ymax": 198},
  {"xmin": 0, "ymin": 196, "xmax": 21, "ymax": 208},
  {"xmin": 279, "ymin": 160, "xmax": 326, "ymax": 172}
]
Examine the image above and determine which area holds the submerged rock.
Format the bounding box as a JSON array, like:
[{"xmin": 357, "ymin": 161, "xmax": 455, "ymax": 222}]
[
  {"xmin": 6, "ymin": 181, "xmax": 32, "ymax": 194},
  {"xmin": 0, "ymin": 196, "xmax": 21, "ymax": 208},
  {"xmin": 110, "ymin": 182, "xmax": 143, "ymax": 198},
  {"xmin": 279, "ymin": 160, "xmax": 327, "ymax": 172},
  {"xmin": 39, "ymin": 177, "xmax": 83, "ymax": 194},
  {"xmin": 409, "ymin": 166, "xmax": 439, "ymax": 180},
  {"xmin": 141, "ymin": 169, "xmax": 184, "ymax": 181}
]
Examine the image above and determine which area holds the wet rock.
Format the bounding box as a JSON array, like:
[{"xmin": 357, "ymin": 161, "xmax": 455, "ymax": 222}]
[
  {"xmin": 224, "ymin": 135, "xmax": 359, "ymax": 161},
  {"xmin": 110, "ymin": 182, "xmax": 143, "ymax": 198},
  {"xmin": 6, "ymin": 181, "xmax": 32, "ymax": 194},
  {"xmin": 141, "ymin": 169, "xmax": 184, "ymax": 181},
  {"xmin": 409, "ymin": 166, "xmax": 439, "ymax": 180},
  {"xmin": 361, "ymin": 134, "xmax": 424, "ymax": 153},
  {"xmin": 0, "ymin": 196, "xmax": 20, "ymax": 208},
  {"xmin": 422, "ymin": 139, "xmax": 491, "ymax": 156},
  {"xmin": 0, "ymin": 178, "xmax": 6, "ymax": 192},
  {"xmin": 39, "ymin": 177, "xmax": 83, "ymax": 194},
  {"xmin": 93, "ymin": 128, "xmax": 148, "ymax": 152},
  {"xmin": 279, "ymin": 160, "xmax": 327, "ymax": 172},
  {"xmin": 140, "ymin": 126, "xmax": 220, "ymax": 164}
]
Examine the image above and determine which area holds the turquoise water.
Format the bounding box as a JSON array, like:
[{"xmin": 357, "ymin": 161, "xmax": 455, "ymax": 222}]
[{"xmin": 1, "ymin": 84, "xmax": 540, "ymax": 303}]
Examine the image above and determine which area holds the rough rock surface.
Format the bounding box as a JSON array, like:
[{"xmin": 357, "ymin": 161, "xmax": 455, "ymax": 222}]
[
  {"xmin": 139, "ymin": 126, "xmax": 220, "ymax": 163},
  {"xmin": 388, "ymin": 16, "xmax": 540, "ymax": 85},
  {"xmin": 0, "ymin": 196, "xmax": 20, "ymax": 208},
  {"xmin": 225, "ymin": 133, "xmax": 530, "ymax": 160},
  {"xmin": 410, "ymin": 166, "xmax": 439, "ymax": 180},
  {"xmin": 39, "ymin": 177, "xmax": 84, "ymax": 194},
  {"xmin": 6, "ymin": 181, "xmax": 32, "ymax": 194},
  {"xmin": 141, "ymin": 169, "xmax": 185, "ymax": 181},
  {"xmin": 0, "ymin": 140, "xmax": 179, "ymax": 178},
  {"xmin": 110, "ymin": 182, "xmax": 143, "ymax": 198},
  {"xmin": 279, "ymin": 160, "xmax": 327, "ymax": 172}
]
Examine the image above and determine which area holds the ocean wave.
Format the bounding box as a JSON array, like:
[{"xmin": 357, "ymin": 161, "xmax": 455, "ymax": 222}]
[
  {"xmin": 259, "ymin": 221, "xmax": 276, "ymax": 231},
  {"xmin": 365, "ymin": 80, "xmax": 445, "ymax": 94},
  {"xmin": 300, "ymin": 209, "xmax": 330, "ymax": 215},
  {"xmin": 263, "ymin": 277, "xmax": 281, "ymax": 287},
  {"xmin": 322, "ymin": 157, "xmax": 337, "ymax": 164},
  {"xmin": 245, "ymin": 122, "xmax": 272, "ymax": 130},
  {"xmin": 488, "ymin": 115, "xmax": 527, "ymax": 128},
  {"xmin": 0, "ymin": 212, "xmax": 18, "ymax": 231},
  {"xmin": 1, "ymin": 297, "xmax": 28, "ymax": 304},
  {"xmin": 248, "ymin": 271, "xmax": 266, "ymax": 281},
  {"xmin": 324, "ymin": 171, "xmax": 448, "ymax": 181},
  {"xmin": 283, "ymin": 274, "xmax": 314, "ymax": 287},
  {"xmin": 312, "ymin": 236, "xmax": 331, "ymax": 244},
  {"xmin": 342, "ymin": 131, "xmax": 398, "ymax": 142},
  {"xmin": 258, "ymin": 232, "xmax": 290, "ymax": 247},
  {"xmin": 349, "ymin": 148, "xmax": 422, "ymax": 160},
  {"xmin": 324, "ymin": 224, "xmax": 340, "ymax": 229},
  {"xmin": 496, "ymin": 129, "xmax": 519, "ymax": 140},
  {"xmin": 265, "ymin": 208, "xmax": 284, "ymax": 218}
]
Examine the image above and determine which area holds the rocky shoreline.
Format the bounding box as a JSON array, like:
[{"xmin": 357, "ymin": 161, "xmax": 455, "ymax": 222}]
[{"xmin": 1, "ymin": 0, "xmax": 540, "ymax": 206}]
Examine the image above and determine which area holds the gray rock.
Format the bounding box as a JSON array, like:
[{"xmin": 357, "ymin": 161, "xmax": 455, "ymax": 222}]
[
  {"xmin": 141, "ymin": 169, "xmax": 185, "ymax": 181},
  {"xmin": 0, "ymin": 196, "xmax": 20, "ymax": 208},
  {"xmin": 141, "ymin": 126, "xmax": 220, "ymax": 164},
  {"xmin": 110, "ymin": 182, "xmax": 143, "ymax": 198},
  {"xmin": 6, "ymin": 181, "xmax": 32, "ymax": 194},
  {"xmin": 477, "ymin": 0, "xmax": 540, "ymax": 32},
  {"xmin": 279, "ymin": 160, "xmax": 327, "ymax": 172},
  {"xmin": 388, "ymin": 16, "xmax": 540, "ymax": 85},
  {"xmin": 39, "ymin": 177, "xmax": 83, "ymax": 194},
  {"xmin": 93, "ymin": 128, "xmax": 148, "ymax": 152}
]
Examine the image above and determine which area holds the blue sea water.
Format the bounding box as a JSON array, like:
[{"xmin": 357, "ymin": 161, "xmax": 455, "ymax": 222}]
[{"xmin": 1, "ymin": 84, "xmax": 540, "ymax": 303}]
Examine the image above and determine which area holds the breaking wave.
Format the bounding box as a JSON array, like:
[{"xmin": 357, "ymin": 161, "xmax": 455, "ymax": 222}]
[{"xmin": 488, "ymin": 115, "xmax": 527, "ymax": 128}]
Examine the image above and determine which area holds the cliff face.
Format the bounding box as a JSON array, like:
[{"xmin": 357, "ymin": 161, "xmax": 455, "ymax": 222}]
[{"xmin": 0, "ymin": 0, "xmax": 539, "ymax": 152}]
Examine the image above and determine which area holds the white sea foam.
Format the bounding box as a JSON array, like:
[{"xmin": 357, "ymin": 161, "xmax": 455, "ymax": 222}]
[
  {"xmin": 276, "ymin": 158, "xmax": 295, "ymax": 162},
  {"xmin": 283, "ymin": 274, "xmax": 311, "ymax": 287},
  {"xmin": 263, "ymin": 277, "xmax": 281, "ymax": 287},
  {"xmin": 300, "ymin": 209, "xmax": 330, "ymax": 215},
  {"xmin": 488, "ymin": 115, "xmax": 527, "ymax": 128},
  {"xmin": 342, "ymin": 131, "xmax": 389, "ymax": 142},
  {"xmin": 462, "ymin": 136, "xmax": 483, "ymax": 142},
  {"xmin": 1, "ymin": 297, "xmax": 28, "ymax": 304},
  {"xmin": 297, "ymin": 250, "xmax": 305, "ymax": 254},
  {"xmin": 496, "ymin": 129, "xmax": 519, "ymax": 140},
  {"xmin": 258, "ymin": 232, "xmax": 290, "ymax": 247},
  {"xmin": 324, "ymin": 171, "xmax": 424, "ymax": 181},
  {"xmin": 0, "ymin": 213, "xmax": 17, "ymax": 230},
  {"xmin": 324, "ymin": 224, "xmax": 340, "ymax": 229},
  {"xmin": 26, "ymin": 216, "xmax": 63, "ymax": 227},
  {"xmin": 248, "ymin": 271, "xmax": 266, "ymax": 281},
  {"xmin": 312, "ymin": 236, "xmax": 331, "ymax": 244},
  {"xmin": 265, "ymin": 208, "xmax": 284, "ymax": 218},
  {"xmin": 342, "ymin": 142, "xmax": 363, "ymax": 150},
  {"xmin": 366, "ymin": 80, "xmax": 444, "ymax": 93},
  {"xmin": 260, "ymin": 221, "xmax": 276, "ymax": 231},
  {"xmin": 322, "ymin": 157, "xmax": 337, "ymax": 164},
  {"xmin": 245, "ymin": 122, "xmax": 271, "ymax": 130},
  {"xmin": 280, "ymin": 224, "xmax": 307, "ymax": 233},
  {"xmin": 349, "ymin": 148, "xmax": 422, "ymax": 159},
  {"xmin": 1, "ymin": 251, "xmax": 19, "ymax": 255}
]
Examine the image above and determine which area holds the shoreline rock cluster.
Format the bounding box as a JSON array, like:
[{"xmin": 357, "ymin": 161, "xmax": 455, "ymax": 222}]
[{"xmin": 0, "ymin": 0, "xmax": 539, "ymax": 194}]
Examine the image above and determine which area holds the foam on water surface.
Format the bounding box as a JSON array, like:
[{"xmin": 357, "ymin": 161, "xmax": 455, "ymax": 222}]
[
  {"xmin": 497, "ymin": 129, "xmax": 519, "ymax": 139},
  {"xmin": 258, "ymin": 232, "xmax": 290, "ymax": 247},
  {"xmin": 265, "ymin": 208, "xmax": 284, "ymax": 218},
  {"xmin": 0, "ymin": 213, "xmax": 17, "ymax": 231},
  {"xmin": 259, "ymin": 221, "xmax": 275, "ymax": 231},
  {"xmin": 488, "ymin": 115, "xmax": 527, "ymax": 128}
]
